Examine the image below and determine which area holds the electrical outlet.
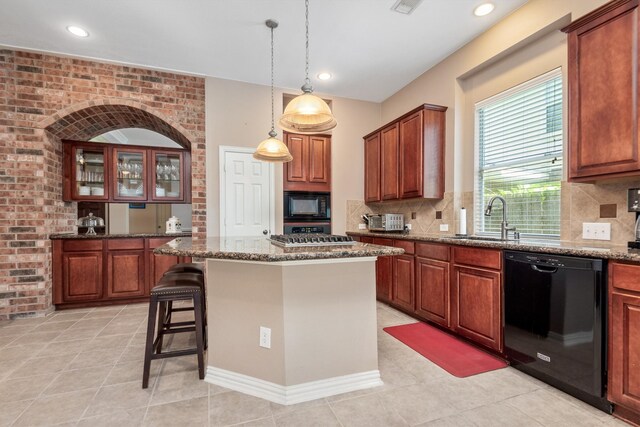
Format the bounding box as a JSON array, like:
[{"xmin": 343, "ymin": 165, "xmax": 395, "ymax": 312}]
[
  {"xmin": 405, "ymin": 223, "xmax": 412, "ymax": 230},
  {"xmin": 259, "ymin": 326, "xmax": 271, "ymax": 349},
  {"xmin": 440, "ymin": 224, "xmax": 449, "ymax": 232},
  {"xmin": 358, "ymin": 223, "xmax": 367, "ymax": 230},
  {"xmin": 582, "ymin": 222, "xmax": 611, "ymax": 241}
]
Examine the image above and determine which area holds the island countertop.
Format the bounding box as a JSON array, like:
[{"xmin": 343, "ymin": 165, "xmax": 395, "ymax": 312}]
[{"xmin": 153, "ymin": 236, "xmax": 404, "ymax": 262}]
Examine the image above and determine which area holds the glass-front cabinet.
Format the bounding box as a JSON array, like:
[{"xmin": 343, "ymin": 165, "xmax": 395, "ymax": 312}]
[
  {"xmin": 113, "ymin": 148, "xmax": 147, "ymax": 201},
  {"xmin": 63, "ymin": 140, "xmax": 190, "ymax": 203},
  {"xmin": 151, "ymin": 150, "xmax": 184, "ymax": 201},
  {"xmin": 69, "ymin": 144, "xmax": 109, "ymax": 200}
]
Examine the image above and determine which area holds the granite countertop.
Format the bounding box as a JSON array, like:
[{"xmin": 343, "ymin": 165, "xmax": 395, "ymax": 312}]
[
  {"xmin": 346, "ymin": 230, "xmax": 640, "ymax": 262},
  {"xmin": 153, "ymin": 236, "xmax": 404, "ymax": 262},
  {"xmin": 50, "ymin": 232, "xmax": 193, "ymax": 240}
]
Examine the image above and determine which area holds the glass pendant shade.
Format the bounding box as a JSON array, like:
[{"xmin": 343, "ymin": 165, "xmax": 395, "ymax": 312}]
[
  {"xmin": 253, "ymin": 131, "xmax": 293, "ymax": 162},
  {"xmin": 279, "ymin": 91, "xmax": 337, "ymax": 133},
  {"xmin": 278, "ymin": 0, "xmax": 337, "ymax": 134},
  {"xmin": 253, "ymin": 19, "xmax": 293, "ymax": 163}
]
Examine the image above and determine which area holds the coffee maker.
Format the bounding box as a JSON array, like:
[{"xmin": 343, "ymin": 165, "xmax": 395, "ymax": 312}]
[{"xmin": 628, "ymin": 188, "xmax": 640, "ymax": 249}]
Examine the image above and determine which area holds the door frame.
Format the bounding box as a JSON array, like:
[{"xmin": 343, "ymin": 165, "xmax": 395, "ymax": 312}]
[{"xmin": 219, "ymin": 146, "xmax": 275, "ymax": 238}]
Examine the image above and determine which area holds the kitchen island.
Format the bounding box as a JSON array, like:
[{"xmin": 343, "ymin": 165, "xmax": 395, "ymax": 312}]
[{"xmin": 154, "ymin": 236, "xmax": 403, "ymax": 405}]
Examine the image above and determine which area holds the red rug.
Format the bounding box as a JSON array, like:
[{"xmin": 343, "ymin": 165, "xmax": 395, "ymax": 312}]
[{"xmin": 383, "ymin": 322, "xmax": 507, "ymax": 378}]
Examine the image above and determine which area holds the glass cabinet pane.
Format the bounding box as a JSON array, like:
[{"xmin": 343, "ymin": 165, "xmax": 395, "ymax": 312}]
[
  {"xmin": 115, "ymin": 149, "xmax": 146, "ymax": 199},
  {"xmin": 74, "ymin": 147, "xmax": 106, "ymax": 198},
  {"xmin": 154, "ymin": 152, "xmax": 182, "ymax": 199}
]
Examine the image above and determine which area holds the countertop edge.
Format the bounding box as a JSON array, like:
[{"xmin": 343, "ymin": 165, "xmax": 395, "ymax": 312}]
[
  {"xmin": 50, "ymin": 232, "xmax": 192, "ymax": 240},
  {"xmin": 154, "ymin": 244, "xmax": 404, "ymax": 262},
  {"xmin": 346, "ymin": 231, "xmax": 640, "ymax": 262}
]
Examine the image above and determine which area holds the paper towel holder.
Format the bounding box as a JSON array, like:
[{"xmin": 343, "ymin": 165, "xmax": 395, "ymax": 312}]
[{"xmin": 456, "ymin": 207, "xmax": 468, "ymax": 237}]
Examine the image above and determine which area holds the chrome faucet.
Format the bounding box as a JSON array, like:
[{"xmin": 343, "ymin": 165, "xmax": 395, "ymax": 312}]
[{"xmin": 484, "ymin": 196, "xmax": 517, "ymax": 240}]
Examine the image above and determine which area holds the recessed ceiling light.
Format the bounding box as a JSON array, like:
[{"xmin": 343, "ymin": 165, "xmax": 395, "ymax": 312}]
[
  {"xmin": 474, "ymin": 3, "xmax": 495, "ymax": 17},
  {"xmin": 66, "ymin": 26, "xmax": 89, "ymax": 38},
  {"xmin": 317, "ymin": 72, "xmax": 332, "ymax": 81}
]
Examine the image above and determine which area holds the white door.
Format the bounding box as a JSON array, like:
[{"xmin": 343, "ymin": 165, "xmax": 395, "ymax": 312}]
[{"xmin": 220, "ymin": 147, "xmax": 274, "ymax": 237}]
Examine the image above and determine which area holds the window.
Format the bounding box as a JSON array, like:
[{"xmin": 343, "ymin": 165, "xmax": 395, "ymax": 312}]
[{"xmin": 475, "ymin": 69, "xmax": 563, "ymax": 238}]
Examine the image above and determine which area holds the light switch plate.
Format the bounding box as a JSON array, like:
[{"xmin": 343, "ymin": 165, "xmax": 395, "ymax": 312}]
[
  {"xmin": 440, "ymin": 224, "xmax": 449, "ymax": 232},
  {"xmin": 582, "ymin": 222, "xmax": 611, "ymax": 240}
]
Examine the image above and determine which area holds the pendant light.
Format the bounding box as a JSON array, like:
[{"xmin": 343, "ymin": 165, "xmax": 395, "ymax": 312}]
[
  {"xmin": 254, "ymin": 19, "xmax": 293, "ymax": 162},
  {"xmin": 279, "ymin": 0, "xmax": 337, "ymax": 133}
]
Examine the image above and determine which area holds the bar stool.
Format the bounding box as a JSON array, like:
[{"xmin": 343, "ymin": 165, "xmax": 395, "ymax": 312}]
[
  {"xmin": 142, "ymin": 273, "xmax": 206, "ymax": 388},
  {"xmin": 164, "ymin": 262, "xmax": 204, "ymax": 276},
  {"xmin": 159, "ymin": 271, "xmax": 207, "ymax": 340}
]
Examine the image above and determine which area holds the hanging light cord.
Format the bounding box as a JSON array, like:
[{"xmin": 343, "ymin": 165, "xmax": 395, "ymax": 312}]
[
  {"xmin": 270, "ymin": 23, "xmax": 276, "ymax": 136},
  {"xmin": 303, "ymin": 0, "xmax": 312, "ymax": 91}
]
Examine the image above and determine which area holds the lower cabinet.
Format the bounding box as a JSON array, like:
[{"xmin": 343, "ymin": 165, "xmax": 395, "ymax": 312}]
[
  {"xmin": 58, "ymin": 240, "xmax": 104, "ymax": 302},
  {"xmin": 392, "ymin": 241, "xmax": 415, "ymax": 311},
  {"xmin": 415, "ymin": 242, "xmax": 451, "ymax": 328},
  {"xmin": 452, "ymin": 246, "xmax": 502, "ymax": 352},
  {"xmin": 53, "ymin": 236, "xmax": 191, "ymax": 308},
  {"xmin": 373, "ymin": 238, "xmax": 394, "ymax": 303},
  {"xmin": 106, "ymin": 239, "xmax": 146, "ymax": 298},
  {"xmin": 609, "ymin": 261, "xmax": 640, "ymax": 421}
]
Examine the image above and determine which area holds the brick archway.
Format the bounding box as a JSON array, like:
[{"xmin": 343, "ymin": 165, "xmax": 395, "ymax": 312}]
[
  {"xmin": 0, "ymin": 48, "xmax": 206, "ymax": 320},
  {"xmin": 41, "ymin": 101, "xmax": 193, "ymax": 149}
]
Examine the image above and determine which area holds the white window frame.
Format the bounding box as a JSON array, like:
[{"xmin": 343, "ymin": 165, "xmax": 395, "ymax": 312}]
[{"xmin": 474, "ymin": 68, "xmax": 563, "ymax": 239}]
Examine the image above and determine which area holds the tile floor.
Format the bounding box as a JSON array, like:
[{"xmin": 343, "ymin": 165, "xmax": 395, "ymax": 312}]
[{"xmin": 0, "ymin": 302, "xmax": 629, "ymax": 426}]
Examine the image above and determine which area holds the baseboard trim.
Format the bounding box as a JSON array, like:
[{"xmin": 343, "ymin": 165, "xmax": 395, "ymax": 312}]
[{"xmin": 205, "ymin": 367, "xmax": 383, "ymax": 405}]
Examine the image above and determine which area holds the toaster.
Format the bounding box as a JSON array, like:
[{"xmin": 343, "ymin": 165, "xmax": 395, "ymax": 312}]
[{"xmin": 367, "ymin": 214, "xmax": 405, "ymax": 231}]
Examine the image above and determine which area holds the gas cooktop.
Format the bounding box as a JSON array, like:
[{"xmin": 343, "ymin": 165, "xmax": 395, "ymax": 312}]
[{"xmin": 269, "ymin": 233, "xmax": 356, "ymax": 248}]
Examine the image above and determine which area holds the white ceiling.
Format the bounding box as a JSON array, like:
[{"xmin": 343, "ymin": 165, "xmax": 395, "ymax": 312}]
[{"xmin": 0, "ymin": 0, "xmax": 528, "ymax": 102}]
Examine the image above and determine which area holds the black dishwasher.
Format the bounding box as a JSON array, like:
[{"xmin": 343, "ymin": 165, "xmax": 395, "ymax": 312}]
[{"xmin": 504, "ymin": 250, "xmax": 611, "ymax": 413}]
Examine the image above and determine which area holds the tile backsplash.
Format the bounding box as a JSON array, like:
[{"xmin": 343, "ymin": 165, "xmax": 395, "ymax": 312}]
[{"xmin": 347, "ymin": 181, "xmax": 640, "ymax": 246}]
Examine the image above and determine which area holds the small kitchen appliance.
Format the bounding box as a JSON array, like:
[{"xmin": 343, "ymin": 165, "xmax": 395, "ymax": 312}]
[
  {"xmin": 366, "ymin": 213, "xmax": 404, "ymax": 232},
  {"xmin": 77, "ymin": 212, "xmax": 105, "ymax": 235},
  {"xmin": 283, "ymin": 191, "xmax": 330, "ymax": 222},
  {"xmin": 165, "ymin": 216, "xmax": 182, "ymax": 234},
  {"xmin": 628, "ymin": 188, "xmax": 640, "ymax": 249}
]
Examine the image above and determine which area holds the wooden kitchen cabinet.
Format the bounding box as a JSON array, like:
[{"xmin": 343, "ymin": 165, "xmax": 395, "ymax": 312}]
[
  {"xmin": 106, "ymin": 239, "xmax": 146, "ymax": 298},
  {"xmin": 452, "ymin": 246, "xmax": 502, "ymax": 352},
  {"xmin": 283, "ymin": 132, "xmax": 331, "ymax": 192},
  {"xmin": 364, "ymin": 134, "xmax": 381, "ymax": 203},
  {"xmin": 63, "ymin": 140, "xmax": 190, "ymax": 203},
  {"xmin": 373, "ymin": 238, "xmax": 394, "ymax": 302},
  {"xmin": 381, "ymin": 123, "xmax": 400, "ymax": 200},
  {"xmin": 609, "ymin": 261, "xmax": 640, "ymax": 423},
  {"xmin": 392, "ymin": 240, "xmax": 415, "ymax": 311},
  {"xmin": 363, "ymin": 104, "xmax": 446, "ymax": 202},
  {"xmin": 563, "ymin": 1, "xmax": 640, "ymax": 181},
  {"xmin": 53, "ymin": 239, "xmax": 104, "ymax": 304},
  {"xmin": 53, "ymin": 235, "xmax": 192, "ymax": 308},
  {"xmin": 415, "ymin": 242, "xmax": 451, "ymax": 328}
]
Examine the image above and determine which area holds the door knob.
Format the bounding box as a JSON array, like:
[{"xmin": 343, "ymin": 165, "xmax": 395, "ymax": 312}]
[{"xmin": 263, "ymin": 229, "xmax": 268, "ymax": 235}]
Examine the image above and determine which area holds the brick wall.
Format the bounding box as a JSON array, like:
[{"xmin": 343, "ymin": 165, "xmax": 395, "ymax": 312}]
[{"xmin": 0, "ymin": 49, "xmax": 206, "ymax": 320}]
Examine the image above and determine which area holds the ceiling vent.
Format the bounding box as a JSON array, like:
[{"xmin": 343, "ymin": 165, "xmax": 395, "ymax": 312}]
[{"xmin": 391, "ymin": 0, "xmax": 424, "ymax": 15}]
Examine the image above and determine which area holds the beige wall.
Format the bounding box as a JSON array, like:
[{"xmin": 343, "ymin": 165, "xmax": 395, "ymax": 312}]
[
  {"xmin": 381, "ymin": 0, "xmax": 608, "ymax": 196},
  {"xmin": 205, "ymin": 77, "xmax": 380, "ymax": 236}
]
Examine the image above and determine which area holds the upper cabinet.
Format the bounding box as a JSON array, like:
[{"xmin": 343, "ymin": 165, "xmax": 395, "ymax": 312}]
[
  {"xmin": 66, "ymin": 143, "xmax": 110, "ymax": 201},
  {"xmin": 283, "ymin": 133, "xmax": 331, "ymax": 192},
  {"xmin": 363, "ymin": 104, "xmax": 447, "ymax": 202},
  {"xmin": 113, "ymin": 147, "xmax": 147, "ymax": 201},
  {"xmin": 563, "ymin": 0, "xmax": 640, "ymax": 181},
  {"xmin": 63, "ymin": 140, "xmax": 191, "ymax": 203}
]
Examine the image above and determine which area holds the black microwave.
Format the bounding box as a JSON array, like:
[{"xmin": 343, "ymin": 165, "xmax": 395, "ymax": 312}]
[{"xmin": 283, "ymin": 192, "xmax": 330, "ymax": 222}]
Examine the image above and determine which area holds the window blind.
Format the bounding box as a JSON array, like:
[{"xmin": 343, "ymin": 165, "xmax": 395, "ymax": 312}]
[{"xmin": 475, "ymin": 68, "xmax": 563, "ymax": 238}]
